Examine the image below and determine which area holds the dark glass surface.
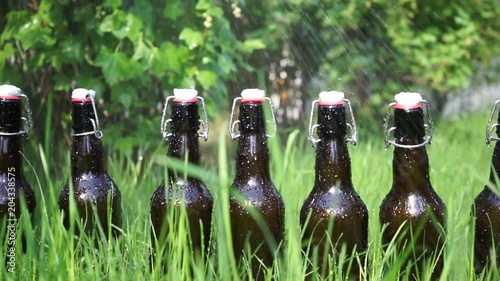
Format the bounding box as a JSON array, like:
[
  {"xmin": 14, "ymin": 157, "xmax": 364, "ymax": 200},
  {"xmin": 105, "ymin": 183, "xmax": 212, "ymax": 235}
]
[
  {"xmin": 300, "ymin": 104, "xmax": 368, "ymax": 279},
  {"xmin": 229, "ymin": 101, "xmax": 285, "ymax": 280},
  {"xmin": 150, "ymin": 101, "xmax": 213, "ymax": 269},
  {"xmin": 473, "ymin": 112, "xmax": 500, "ymax": 273},
  {"xmin": 58, "ymin": 101, "xmax": 122, "ymax": 238},
  {"xmin": 379, "ymin": 107, "xmax": 446, "ymax": 281},
  {"xmin": 0, "ymin": 98, "xmax": 36, "ymax": 253}
]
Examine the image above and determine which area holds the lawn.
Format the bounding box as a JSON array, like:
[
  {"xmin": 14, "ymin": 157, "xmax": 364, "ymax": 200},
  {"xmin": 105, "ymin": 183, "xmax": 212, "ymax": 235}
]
[{"xmin": 1, "ymin": 112, "xmax": 498, "ymax": 281}]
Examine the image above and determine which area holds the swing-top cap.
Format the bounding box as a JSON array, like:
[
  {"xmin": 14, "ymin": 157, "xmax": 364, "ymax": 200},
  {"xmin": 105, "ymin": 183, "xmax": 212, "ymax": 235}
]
[
  {"xmin": 319, "ymin": 91, "xmax": 345, "ymax": 106},
  {"xmin": 173, "ymin": 88, "xmax": 198, "ymax": 102},
  {"xmin": 72, "ymin": 88, "xmax": 96, "ymax": 101},
  {"xmin": 0, "ymin": 84, "xmax": 21, "ymax": 99},
  {"xmin": 394, "ymin": 92, "xmax": 422, "ymax": 109},
  {"xmin": 241, "ymin": 88, "xmax": 265, "ymax": 102}
]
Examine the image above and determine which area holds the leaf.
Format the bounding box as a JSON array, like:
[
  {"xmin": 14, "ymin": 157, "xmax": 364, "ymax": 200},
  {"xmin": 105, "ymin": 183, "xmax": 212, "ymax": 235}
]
[
  {"xmin": 132, "ymin": 38, "xmax": 151, "ymax": 61},
  {"xmin": 95, "ymin": 49, "xmax": 144, "ymax": 84},
  {"xmin": 179, "ymin": 28, "xmax": 204, "ymax": 49},
  {"xmin": 196, "ymin": 0, "xmax": 211, "ymax": 11},
  {"xmin": 77, "ymin": 71, "xmax": 106, "ymax": 94},
  {"xmin": 150, "ymin": 42, "xmax": 190, "ymax": 75},
  {"xmin": 103, "ymin": 0, "xmax": 122, "ymax": 8},
  {"xmin": 163, "ymin": 0, "xmax": 184, "ymax": 21},
  {"xmin": 0, "ymin": 43, "xmax": 14, "ymax": 71},
  {"xmin": 241, "ymin": 39, "xmax": 266, "ymax": 54},
  {"xmin": 111, "ymin": 82, "xmax": 137, "ymax": 110},
  {"xmin": 197, "ymin": 70, "xmax": 217, "ymax": 89},
  {"xmin": 100, "ymin": 10, "xmax": 143, "ymax": 42},
  {"xmin": 54, "ymin": 72, "xmax": 72, "ymax": 91}
]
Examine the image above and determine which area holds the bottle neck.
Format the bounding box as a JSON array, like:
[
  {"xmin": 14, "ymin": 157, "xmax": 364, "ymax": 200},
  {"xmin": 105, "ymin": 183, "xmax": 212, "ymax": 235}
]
[
  {"xmin": 71, "ymin": 101, "xmax": 106, "ymax": 175},
  {"xmin": 0, "ymin": 99, "xmax": 23, "ymax": 175},
  {"xmin": 167, "ymin": 102, "xmax": 201, "ymax": 180},
  {"xmin": 392, "ymin": 107, "xmax": 430, "ymax": 191},
  {"xmin": 0, "ymin": 136, "xmax": 22, "ymax": 175},
  {"xmin": 488, "ymin": 118, "xmax": 500, "ymax": 185},
  {"xmin": 314, "ymin": 105, "xmax": 352, "ymax": 189},
  {"xmin": 234, "ymin": 102, "xmax": 271, "ymax": 181}
]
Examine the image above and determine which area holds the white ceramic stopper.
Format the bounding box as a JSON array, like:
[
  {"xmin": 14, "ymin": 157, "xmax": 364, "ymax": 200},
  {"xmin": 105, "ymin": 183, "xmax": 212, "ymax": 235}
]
[
  {"xmin": 241, "ymin": 88, "xmax": 265, "ymax": 100},
  {"xmin": 72, "ymin": 88, "xmax": 96, "ymax": 99},
  {"xmin": 173, "ymin": 88, "xmax": 198, "ymax": 100},
  {"xmin": 394, "ymin": 92, "xmax": 422, "ymax": 107},
  {"xmin": 319, "ymin": 91, "xmax": 344, "ymax": 104},
  {"xmin": 0, "ymin": 84, "xmax": 21, "ymax": 97}
]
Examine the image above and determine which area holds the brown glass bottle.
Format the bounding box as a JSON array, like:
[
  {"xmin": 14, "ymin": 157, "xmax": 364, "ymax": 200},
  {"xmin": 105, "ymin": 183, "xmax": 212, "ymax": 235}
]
[
  {"xmin": 473, "ymin": 104, "xmax": 500, "ymax": 273},
  {"xmin": 0, "ymin": 88, "xmax": 36, "ymax": 256},
  {"xmin": 300, "ymin": 98, "xmax": 368, "ymax": 279},
  {"xmin": 380, "ymin": 100, "xmax": 446, "ymax": 280},
  {"xmin": 229, "ymin": 92, "xmax": 285, "ymax": 280},
  {"xmin": 59, "ymin": 91, "xmax": 121, "ymax": 238},
  {"xmin": 150, "ymin": 94, "xmax": 213, "ymax": 262}
]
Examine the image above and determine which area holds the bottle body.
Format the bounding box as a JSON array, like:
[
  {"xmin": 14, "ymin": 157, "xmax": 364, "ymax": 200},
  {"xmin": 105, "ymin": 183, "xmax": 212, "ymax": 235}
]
[
  {"xmin": 0, "ymin": 97, "xmax": 36, "ymax": 254},
  {"xmin": 229, "ymin": 100, "xmax": 285, "ymax": 279},
  {"xmin": 379, "ymin": 106, "xmax": 445, "ymax": 280},
  {"xmin": 473, "ymin": 128, "xmax": 500, "ymax": 273},
  {"xmin": 150, "ymin": 99, "xmax": 213, "ymax": 267},
  {"xmin": 151, "ymin": 178, "xmax": 213, "ymax": 253},
  {"xmin": 59, "ymin": 99, "xmax": 121, "ymax": 238},
  {"xmin": 229, "ymin": 173, "xmax": 285, "ymax": 265},
  {"xmin": 300, "ymin": 104, "xmax": 368, "ymax": 279},
  {"xmin": 473, "ymin": 186, "xmax": 500, "ymax": 272}
]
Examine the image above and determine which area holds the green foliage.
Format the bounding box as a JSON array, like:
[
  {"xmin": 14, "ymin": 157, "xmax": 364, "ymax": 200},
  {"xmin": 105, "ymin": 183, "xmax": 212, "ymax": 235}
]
[
  {"xmin": 0, "ymin": 0, "xmax": 499, "ymax": 152},
  {"xmin": 0, "ymin": 0, "xmax": 264, "ymax": 154}
]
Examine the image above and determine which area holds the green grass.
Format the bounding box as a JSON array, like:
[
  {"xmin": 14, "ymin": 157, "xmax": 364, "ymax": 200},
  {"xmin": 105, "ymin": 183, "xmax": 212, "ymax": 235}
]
[{"xmin": 1, "ymin": 112, "xmax": 499, "ymax": 280}]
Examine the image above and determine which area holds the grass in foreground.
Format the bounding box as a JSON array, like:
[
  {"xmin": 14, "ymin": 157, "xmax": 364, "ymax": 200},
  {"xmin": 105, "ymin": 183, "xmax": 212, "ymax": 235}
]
[{"xmin": 0, "ymin": 112, "xmax": 499, "ymax": 280}]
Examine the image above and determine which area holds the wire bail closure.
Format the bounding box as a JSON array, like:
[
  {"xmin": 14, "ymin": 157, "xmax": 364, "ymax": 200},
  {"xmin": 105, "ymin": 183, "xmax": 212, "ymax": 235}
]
[
  {"xmin": 383, "ymin": 100, "xmax": 433, "ymax": 149},
  {"xmin": 307, "ymin": 98, "xmax": 357, "ymax": 147},
  {"xmin": 71, "ymin": 93, "xmax": 103, "ymax": 139},
  {"xmin": 0, "ymin": 93, "xmax": 33, "ymax": 137},
  {"xmin": 160, "ymin": 96, "xmax": 209, "ymax": 142},
  {"xmin": 229, "ymin": 97, "xmax": 277, "ymax": 140},
  {"xmin": 486, "ymin": 100, "xmax": 500, "ymax": 145}
]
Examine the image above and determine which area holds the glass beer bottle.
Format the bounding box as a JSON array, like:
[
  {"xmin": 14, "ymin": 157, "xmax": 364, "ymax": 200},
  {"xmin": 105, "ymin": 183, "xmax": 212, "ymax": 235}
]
[
  {"xmin": 228, "ymin": 89, "xmax": 285, "ymax": 280},
  {"xmin": 150, "ymin": 89, "xmax": 213, "ymax": 263},
  {"xmin": 300, "ymin": 91, "xmax": 368, "ymax": 279},
  {"xmin": 59, "ymin": 88, "xmax": 122, "ymax": 238},
  {"xmin": 380, "ymin": 92, "xmax": 445, "ymax": 280},
  {"xmin": 473, "ymin": 100, "xmax": 500, "ymax": 273},
  {"xmin": 0, "ymin": 85, "xmax": 36, "ymax": 254}
]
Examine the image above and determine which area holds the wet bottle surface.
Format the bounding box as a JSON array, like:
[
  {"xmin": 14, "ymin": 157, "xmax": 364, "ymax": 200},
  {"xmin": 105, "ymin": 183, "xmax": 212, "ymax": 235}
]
[
  {"xmin": 300, "ymin": 95, "xmax": 368, "ymax": 279},
  {"xmin": 229, "ymin": 91, "xmax": 285, "ymax": 280},
  {"xmin": 379, "ymin": 96, "xmax": 446, "ymax": 280},
  {"xmin": 150, "ymin": 92, "xmax": 213, "ymax": 266},
  {"xmin": 59, "ymin": 90, "xmax": 121, "ymax": 238},
  {"xmin": 473, "ymin": 102, "xmax": 500, "ymax": 273},
  {"xmin": 0, "ymin": 86, "xmax": 36, "ymax": 254}
]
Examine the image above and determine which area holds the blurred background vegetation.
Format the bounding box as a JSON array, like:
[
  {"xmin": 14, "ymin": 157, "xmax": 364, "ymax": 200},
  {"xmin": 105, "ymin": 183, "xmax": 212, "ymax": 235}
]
[{"xmin": 0, "ymin": 0, "xmax": 499, "ymax": 174}]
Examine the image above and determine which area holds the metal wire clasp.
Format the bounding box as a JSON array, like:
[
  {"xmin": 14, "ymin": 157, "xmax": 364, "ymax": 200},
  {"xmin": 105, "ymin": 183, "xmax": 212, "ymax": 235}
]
[
  {"xmin": 160, "ymin": 96, "xmax": 209, "ymax": 141},
  {"xmin": 307, "ymin": 98, "xmax": 357, "ymax": 147},
  {"xmin": 72, "ymin": 93, "xmax": 103, "ymax": 139},
  {"xmin": 486, "ymin": 100, "xmax": 500, "ymax": 145},
  {"xmin": 383, "ymin": 100, "xmax": 433, "ymax": 149},
  {"xmin": 0, "ymin": 93, "xmax": 34, "ymax": 137},
  {"xmin": 229, "ymin": 97, "xmax": 277, "ymax": 140}
]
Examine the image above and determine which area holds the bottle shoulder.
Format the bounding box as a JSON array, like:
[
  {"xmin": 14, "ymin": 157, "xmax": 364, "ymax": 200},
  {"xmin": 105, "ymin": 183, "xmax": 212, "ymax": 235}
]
[
  {"xmin": 62, "ymin": 172, "xmax": 120, "ymax": 199},
  {"xmin": 151, "ymin": 179, "xmax": 213, "ymax": 208},
  {"xmin": 380, "ymin": 189, "xmax": 446, "ymax": 219},
  {"xmin": 302, "ymin": 187, "xmax": 367, "ymax": 214},
  {"xmin": 474, "ymin": 186, "xmax": 500, "ymax": 207},
  {"xmin": 0, "ymin": 177, "xmax": 37, "ymax": 210}
]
